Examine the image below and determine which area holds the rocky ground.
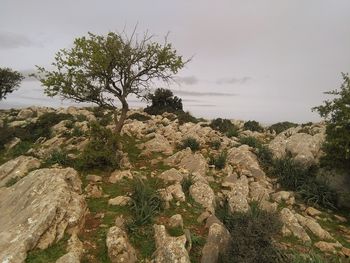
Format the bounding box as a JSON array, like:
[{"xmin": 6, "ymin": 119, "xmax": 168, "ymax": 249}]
[{"xmin": 0, "ymin": 106, "xmax": 350, "ymax": 263}]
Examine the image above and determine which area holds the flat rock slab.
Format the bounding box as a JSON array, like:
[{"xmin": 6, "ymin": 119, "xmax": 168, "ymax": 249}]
[{"xmin": 0, "ymin": 168, "xmax": 87, "ymax": 263}]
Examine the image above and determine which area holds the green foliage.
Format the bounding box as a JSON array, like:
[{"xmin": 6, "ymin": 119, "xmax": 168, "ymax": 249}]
[
  {"xmin": 5, "ymin": 176, "xmax": 20, "ymax": 187},
  {"xmin": 209, "ymin": 140, "xmax": 221, "ymax": 150},
  {"xmin": 291, "ymin": 252, "xmax": 328, "ymax": 263},
  {"xmin": 271, "ymin": 157, "xmax": 338, "ymax": 209},
  {"xmin": 268, "ymin": 122, "xmax": 298, "ymax": 134},
  {"xmin": 0, "ymin": 67, "xmax": 24, "ymax": 100},
  {"xmin": 129, "ymin": 177, "xmax": 163, "ymax": 226},
  {"xmin": 128, "ymin": 112, "xmax": 151, "ymax": 121},
  {"xmin": 76, "ymin": 122, "xmax": 120, "ymax": 171},
  {"xmin": 313, "ymin": 73, "xmax": 350, "ymax": 170},
  {"xmin": 243, "ymin": 120, "xmax": 264, "ymax": 132},
  {"xmin": 210, "ymin": 118, "xmax": 239, "ymax": 138},
  {"xmin": 239, "ymin": 136, "xmax": 262, "ymax": 148},
  {"xmin": 217, "ymin": 201, "xmax": 286, "ymax": 263},
  {"xmin": 44, "ymin": 149, "xmax": 72, "ymax": 167},
  {"xmin": 144, "ymin": 88, "xmax": 183, "ymax": 115},
  {"xmin": 177, "ymin": 111, "xmax": 198, "ymax": 125},
  {"xmin": 179, "ymin": 137, "xmax": 200, "ymax": 152},
  {"xmin": 209, "ymin": 152, "xmax": 227, "ymax": 169},
  {"xmin": 181, "ymin": 175, "xmax": 194, "ymax": 197},
  {"xmin": 239, "ymin": 136, "xmax": 273, "ymax": 168},
  {"xmin": 25, "ymin": 234, "xmax": 69, "ymax": 263},
  {"xmin": 36, "ymin": 31, "xmax": 187, "ymax": 132}
]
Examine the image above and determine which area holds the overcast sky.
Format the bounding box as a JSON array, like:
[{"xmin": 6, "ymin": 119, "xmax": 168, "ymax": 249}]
[{"xmin": 1, "ymin": 0, "xmax": 350, "ymax": 123}]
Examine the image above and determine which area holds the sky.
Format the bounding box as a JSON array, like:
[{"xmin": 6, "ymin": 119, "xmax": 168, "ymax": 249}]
[{"xmin": 1, "ymin": 0, "xmax": 350, "ymax": 124}]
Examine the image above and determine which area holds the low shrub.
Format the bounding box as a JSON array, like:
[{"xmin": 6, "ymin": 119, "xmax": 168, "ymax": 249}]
[
  {"xmin": 181, "ymin": 175, "xmax": 194, "ymax": 197},
  {"xmin": 75, "ymin": 122, "xmax": 120, "ymax": 171},
  {"xmin": 128, "ymin": 112, "xmax": 151, "ymax": 122},
  {"xmin": 5, "ymin": 176, "xmax": 20, "ymax": 187},
  {"xmin": 255, "ymin": 144, "xmax": 273, "ymax": 168},
  {"xmin": 209, "ymin": 140, "xmax": 221, "ymax": 150},
  {"xmin": 129, "ymin": 177, "xmax": 163, "ymax": 226},
  {"xmin": 209, "ymin": 152, "xmax": 227, "ymax": 169},
  {"xmin": 239, "ymin": 136, "xmax": 262, "ymax": 148},
  {"xmin": 177, "ymin": 111, "xmax": 198, "ymax": 125},
  {"xmin": 144, "ymin": 88, "xmax": 183, "ymax": 115},
  {"xmin": 210, "ymin": 118, "xmax": 234, "ymax": 133},
  {"xmin": 291, "ymin": 252, "xmax": 327, "ymax": 263},
  {"xmin": 243, "ymin": 120, "xmax": 264, "ymax": 132},
  {"xmin": 217, "ymin": 201, "xmax": 286, "ymax": 263},
  {"xmin": 179, "ymin": 137, "xmax": 200, "ymax": 152},
  {"xmin": 44, "ymin": 149, "xmax": 72, "ymax": 167},
  {"xmin": 268, "ymin": 122, "xmax": 298, "ymax": 134},
  {"xmin": 271, "ymin": 157, "xmax": 338, "ymax": 209}
]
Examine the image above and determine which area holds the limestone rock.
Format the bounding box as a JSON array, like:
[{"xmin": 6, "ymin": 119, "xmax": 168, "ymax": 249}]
[
  {"xmin": 141, "ymin": 134, "xmax": 173, "ymax": 156},
  {"xmin": 305, "ymin": 207, "xmax": 322, "ymax": 217},
  {"xmin": 56, "ymin": 234, "xmax": 84, "ymax": 263},
  {"xmin": 0, "ymin": 155, "xmax": 41, "ymax": 187},
  {"xmin": 201, "ymin": 223, "xmax": 231, "ymax": 263},
  {"xmin": 0, "ymin": 168, "xmax": 87, "ymax": 263},
  {"xmin": 224, "ymin": 175, "xmax": 249, "ymax": 213},
  {"xmin": 108, "ymin": 196, "xmax": 132, "ymax": 206},
  {"xmin": 295, "ymin": 214, "xmax": 333, "ymax": 241},
  {"xmin": 280, "ymin": 208, "xmax": 311, "ymax": 243},
  {"xmin": 169, "ymin": 214, "xmax": 184, "ymax": 229},
  {"xmin": 158, "ymin": 168, "xmax": 184, "ymax": 183},
  {"xmin": 17, "ymin": 108, "xmax": 34, "ymax": 119},
  {"xmin": 314, "ymin": 241, "xmax": 342, "ymax": 253},
  {"xmin": 86, "ymin": 174, "xmax": 102, "ymax": 183},
  {"xmin": 109, "ymin": 170, "xmax": 133, "ymax": 184},
  {"xmin": 153, "ymin": 224, "xmax": 190, "ymax": 263},
  {"xmin": 84, "ymin": 183, "xmax": 103, "ymax": 198},
  {"xmin": 106, "ymin": 226, "xmax": 137, "ymax": 263},
  {"xmin": 189, "ymin": 181, "xmax": 215, "ymax": 212}
]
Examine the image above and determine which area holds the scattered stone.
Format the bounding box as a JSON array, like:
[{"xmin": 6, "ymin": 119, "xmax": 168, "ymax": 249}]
[
  {"xmin": 305, "ymin": 207, "xmax": 322, "ymax": 217},
  {"xmin": 17, "ymin": 108, "xmax": 34, "ymax": 119},
  {"xmin": 106, "ymin": 226, "xmax": 137, "ymax": 263},
  {"xmin": 280, "ymin": 208, "xmax": 311, "ymax": 243},
  {"xmin": 0, "ymin": 168, "xmax": 87, "ymax": 262},
  {"xmin": 108, "ymin": 196, "xmax": 132, "ymax": 206},
  {"xmin": 314, "ymin": 241, "xmax": 342, "ymax": 253},
  {"xmin": 197, "ymin": 211, "xmax": 211, "ymax": 224},
  {"xmin": 189, "ymin": 181, "xmax": 215, "ymax": 212},
  {"xmin": 5, "ymin": 137, "xmax": 21, "ymax": 150},
  {"xmin": 141, "ymin": 134, "xmax": 173, "ymax": 156},
  {"xmin": 342, "ymin": 247, "xmax": 350, "ymax": 257},
  {"xmin": 158, "ymin": 168, "xmax": 184, "ymax": 183},
  {"xmin": 109, "ymin": 170, "xmax": 133, "ymax": 183},
  {"xmin": 85, "ymin": 183, "xmax": 103, "ymax": 198},
  {"xmin": 295, "ymin": 214, "xmax": 333, "ymax": 241},
  {"xmin": 153, "ymin": 224, "xmax": 190, "ymax": 263},
  {"xmin": 56, "ymin": 233, "xmax": 84, "ymax": 263},
  {"xmin": 169, "ymin": 214, "xmax": 184, "ymax": 229},
  {"xmin": 201, "ymin": 223, "xmax": 231, "ymax": 263},
  {"xmin": 334, "ymin": 215, "xmax": 348, "ymax": 223},
  {"xmin": 86, "ymin": 174, "xmax": 103, "ymax": 182},
  {"xmin": 224, "ymin": 175, "xmax": 249, "ymax": 213}
]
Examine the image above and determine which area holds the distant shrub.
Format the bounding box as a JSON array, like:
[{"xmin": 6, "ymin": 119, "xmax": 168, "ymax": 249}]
[
  {"xmin": 128, "ymin": 112, "xmax": 151, "ymax": 121},
  {"xmin": 243, "ymin": 120, "xmax": 264, "ymax": 132},
  {"xmin": 209, "ymin": 152, "xmax": 227, "ymax": 169},
  {"xmin": 129, "ymin": 177, "xmax": 163, "ymax": 226},
  {"xmin": 75, "ymin": 114, "xmax": 88, "ymax": 122},
  {"xmin": 239, "ymin": 136, "xmax": 262, "ymax": 148},
  {"xmin": 179, "ymin": 137, "xmax": 200, "ymax": 152},
  {"xmin": 255, "ymin": 144, "xmax": 273, "ymax": 168},
  {"xmin": 209, "ymin": 140, "xmax": 221, "ymax": 150},
  {"xmin": 271, "ymin": 157, "xmax": 338, "ymax": 209},
  {"xmin": 181, "ymin": 175, "xmax": 194, "ymax": 197},
  {"xmin": 144, "ymin": 88, "xmax": 183, "ymax": 115},
  {"xmin": 217, "ymin": 201, "xmax": 286, "ymax": 263},
  {"xmin": 268, "ymin": 121, "xmax": 298, "ymax": 134},
  {"xmin": 177, "ymin": 111, "xmax": 198, "ymax": 125},
  {"xmin": 210, "ymin": 118, "xmax": 239, "ymax": 138},
  {"xmin": 76, "ymin": 122, "xmax": 120, "ymax": 171},
  {"xmin": 71, "ymin": 126, "xmax": 84, "ymax": 137},
  {"xmin": 44, "ymin": 149, "xmax": 72, "ymax": 167}
]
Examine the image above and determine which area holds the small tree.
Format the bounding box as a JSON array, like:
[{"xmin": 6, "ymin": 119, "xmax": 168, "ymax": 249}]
[
  {"xmin": 0, "ymin": 67, "xmax": 24, "ymax": 100},
  {"xmin": 35, "ymin": 31, "xmax": 187, "ymax": 133},
  {"xmin": 313, "ymin": 73, "xmax": 350, "ymax": 169},
  {"xmin": 144, "ymin": 88, "xmax": 183, "ymax": 115}
]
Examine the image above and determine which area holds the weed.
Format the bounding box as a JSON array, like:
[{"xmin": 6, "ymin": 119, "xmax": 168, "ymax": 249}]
[
  {"xmin": 209, "ymin": 140, "xmax": 221, "ymax": 150},
  {"xmin": 209, "ymin": 152, "xmax": 227, "ymax": 169},
  {"xmin": 5, "ymin": 176, "xmax": 20, "ymax": 187},
  {"xmin": 44, "ymin": 149, "xmax": 72, "ymax": 167},
  {"xmin": 179, "ymin": 137, "xmax": 200, "ymax": 152}
]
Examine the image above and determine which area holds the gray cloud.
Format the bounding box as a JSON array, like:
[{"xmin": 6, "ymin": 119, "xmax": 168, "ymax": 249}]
[
  {"xmin": 175, "ymin": 76, "xmax": 199, "ymax": 85},
  {"xmin": 0, "ymin": 31, "xmax": 34, "ymax": 49},
  {"xmin": 172, "ymin": 89, "xmax": 237, "ymax": 97},
  {"xmin": 216, "ymin": 77, "xmax": 252, "ymax": 85}
]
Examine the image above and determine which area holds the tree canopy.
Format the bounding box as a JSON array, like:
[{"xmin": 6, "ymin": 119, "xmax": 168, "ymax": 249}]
[
  {"xmin": 0, "ymin": 67, "xmax": 24, "ymax": 100},
  {"xmin": 36, "ymin": 31, "xmax": 187, "ymax": 132},
  {"xmin": 313, "ymin": 73, "xmax": 350, "ymax": 169},
  {"xmin": 144, "ymin": 88, "xmax": 183, "ymax": 115}
]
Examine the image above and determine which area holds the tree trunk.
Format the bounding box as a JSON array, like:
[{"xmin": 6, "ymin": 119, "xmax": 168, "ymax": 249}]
[{"xmin": 114, "ymin": 101, "xmax": 129, "ymax": 134}]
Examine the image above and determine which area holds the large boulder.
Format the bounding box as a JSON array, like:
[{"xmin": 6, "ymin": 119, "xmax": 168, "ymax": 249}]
[
  {"xmin": 106, "ymin": 226, "xmax": 137, "ymax": 263},
  {"xmin": 280, "ymin": 208, "xmax": 311, "ymax": 243},
  {"xmin": 0, "ymin": 155, "xmax": 41, "ymax": 187},
  {"xmin": 56, "ymin": 234, "xmax": 84, "ymax": 263},
  {"xmin": 153, "ymin": 224, "xmax": 190, "ymax": 263},
  {"xmin": 0, "ymin": 168, "xmax": 87, "ymax": 263},
  {"xmin": 223, "ymin": 175, "xmax": 250, "ymax": 213},
  {"xmin": 141, "ymin": 134, "xmax": 173, "ymax": 156},
  {"xmin": 189, "ymin": 181, "xmax": 215, "ymax": 212}
]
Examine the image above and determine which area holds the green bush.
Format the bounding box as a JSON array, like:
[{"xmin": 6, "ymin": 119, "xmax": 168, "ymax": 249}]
[
  {"xmin": 243, "ymin": 120, "xmax": 264, "ymax": 132},
  {"xmin": 209, "ymin": 152, "xmax": 227, "ymax": 169},
  {"xmin": 271, "ymin": 157, "xmax": 338, "ymax": 209},
  {"xmin": 177, "ymin": 111, "xmax": 198, "ymax": 125},
  {"xmin": 210, "ymin": 118, "xmax": 239, "ymax": 138},
  {"xmin": 268, "ymin": 122, "xmax": 298, "ymax": 134},
  {"xmin": 239, "ymin": 136, "xmax": 262, "ymax": 148},
  {"xmin": 128, "ymin": 112, "xmax": 151, "ymax": 121},
  {"xmin": 181, "ymin": 175, "xmax": 194, "ymax": 197},
  {"xmin": 217, "ymin": 201, "xmax": 286, "ymax": 263},
  {"xmin": 129, "ymin": 177, "xmax": 163, "ymax": 226},
  {"xmin": 313, "ymin": 73, "xmax": 350, "ymax": 170},
  {"xmin": 180, "ymin": 137, "xmax": 200, "ymax": 152},
  {"xmin": 209, "ymin": 140, "xmax": 221, "ymax": 150},
  {"xmin": 226, "ymin": 127, "xmax": 239, "ymax": 138},
  {"xmin": 144, "ymin": 88, "xmax": 183, "ymax": 115},
  {"xmin": 75, "ymin": 122, "xmax": 120, "ymax": 171},
  {"xmin": 44, "ymin": 149, "xmax": 72, "ymax": 167}
]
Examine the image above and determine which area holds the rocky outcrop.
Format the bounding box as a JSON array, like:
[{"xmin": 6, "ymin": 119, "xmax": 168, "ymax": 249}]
[
  {"xmin": 141, "ymin": 134, "xmax": 173, "ymax": 156},
  {"xmin": 153, "ymin": 224, "xmax": 190, "ymax": 263},
  {"xmin": 0, "ymin": 155, "xmax": 41, "ymax": 187},
  {"xmin": 190, "ymin": 181, "xmax": 215, "ymax": 212},
  {"xmin": 280, "ymin": 208, "xmax": 311, "ymax": 243},
  {"xmin": 0, "ymin": 168, "xmax": 87, "ymax": 263},
  {"xmin": 106, "ymin": 226, "xmax": 137, "ymax": 263},
  {"xmin": 56, "ymin": 234, "xmax": 84, "ymax": 263},
  {"xmin": 223, "ymin": 175, "xmax": 250, "ymax": 213}
]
